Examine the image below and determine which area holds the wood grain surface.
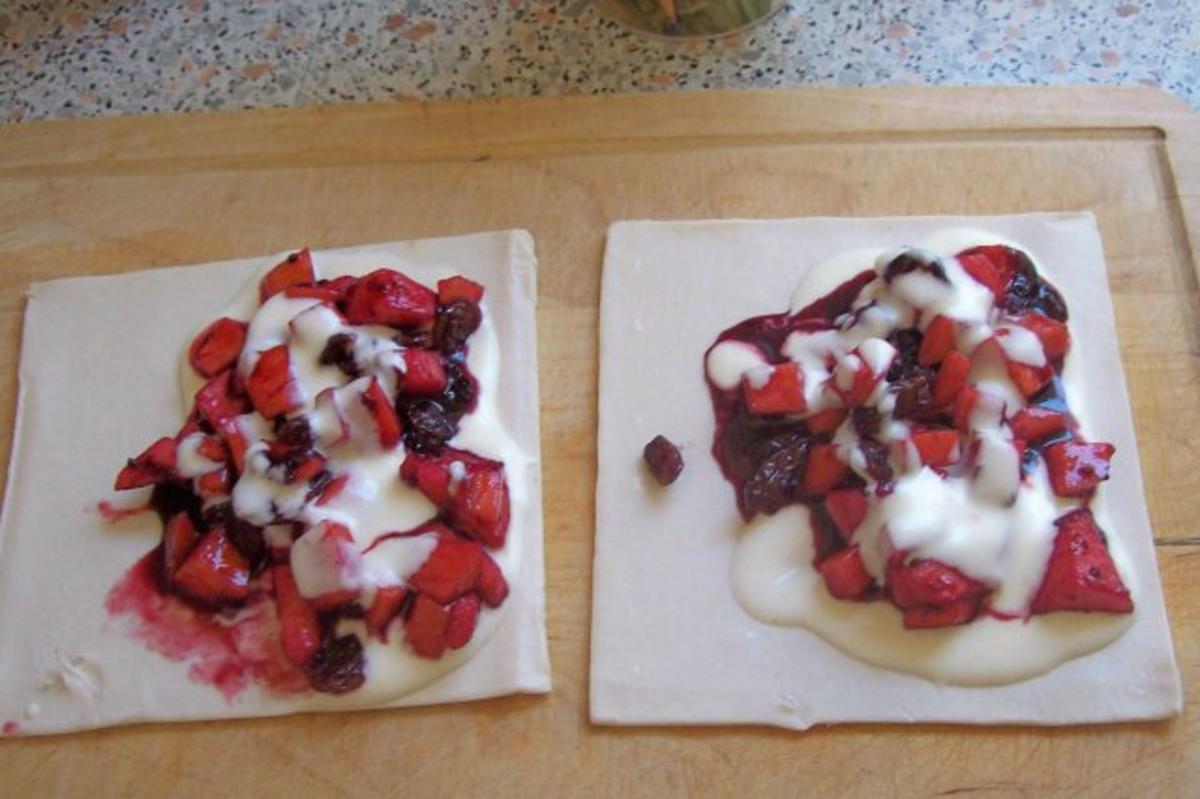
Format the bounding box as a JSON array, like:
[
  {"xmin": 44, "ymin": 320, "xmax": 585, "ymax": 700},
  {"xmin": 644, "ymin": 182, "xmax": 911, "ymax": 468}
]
[{"xmin": 0, "ymin": 87, "xmax": 1196, "ymax": 797}]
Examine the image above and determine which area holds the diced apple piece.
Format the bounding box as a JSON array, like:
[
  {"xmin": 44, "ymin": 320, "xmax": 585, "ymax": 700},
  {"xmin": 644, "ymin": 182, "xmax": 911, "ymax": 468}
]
[
  {"xmin": 819, "ymin": 546, "xmax": 874, "ymax": 599},
  {"xmin": 1044, "ymin": 440, "xmax": 1115, "ymax": 498},
  {"xmin": 741, "ymin": 362, "xmax": 806, "ymax": 415},
  {"xmin": 259, "ymin": 248, "xmax": 315, "ymax": 303},
  {"xmin": 911, "ymin": 429, "xmax": 961, "ymax": 468},
  {"xmin": 188, "ymin": 317, "xmax": 248, "ymax": 378},
  {"xmin": 246, "ymin": 345, "xmax": 302, "ymax": 419}
]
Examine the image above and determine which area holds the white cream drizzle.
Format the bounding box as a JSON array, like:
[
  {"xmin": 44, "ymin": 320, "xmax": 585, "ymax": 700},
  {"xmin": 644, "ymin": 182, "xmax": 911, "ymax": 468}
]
[
  {"xmin": 177, "ymin": 248, "xmax": 529, "ymax": 704},
  {"xmin": 725, "ymin": 230, "xmax": 1135, "ymax": 685}
]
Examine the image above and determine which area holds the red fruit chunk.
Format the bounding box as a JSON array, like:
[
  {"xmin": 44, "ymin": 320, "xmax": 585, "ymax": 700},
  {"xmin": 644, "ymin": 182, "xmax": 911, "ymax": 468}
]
[
  {"xmin": 819, "ymin": 546, "xmax": 874, "ymax": 599},
  {"xmin": 289, "ymin": 275, "xmax": 357, "ymax": 304},
  {"xmin": 195, "ymin": 435, "xmax": 228, "ymax": 463},
  {"xmin": 912, "ymin": 429, "xmax": 961, "ymax": 468},
  {"xmin": 400, "ymin": 450, "xmax": 511, "ymax": 547},
  {"xmin": 215, "ymin": 418, "xmax": 249, "ymax": 474},
  {"xmin": 957, "ymin": 245, "xmax": 1020, "ymax": 298},
  {"xmin": 360, "ymin": 376, "xmax": 402, "ymax": 448},
  {"xmin": 188, "ymin": 317, "xmax": 248, "ymax": 378},
  {"xmin": 343, "ymin": 269, "xmax": 437, "ymax": 328},
  {"xmin": 259, "ymin": 248, "xmax": 315, "ymax": 303},
  {"xmin": 1010, "ymin": 407, "xmax": 1068, "ymax": 443},
  {"xmin": 806, "ymin": 408, "xmax": 847, "ymax": 435},
  {"xmin": 918, "ymin": 315, "xmax": 956, "ymax": 366},
  {"xmin": 742, "ymin": 363, "xmax": 807, "ymax": 415},
  {"xmin": 1044, "ymin": 440, "xmax": 1115, "ymax": 497},
  {"xmin": 455, "ymin": 463, "xmax": 511, "ymax": 548},
  {"xmin": 1031, "ymin": 509, "xmax": 1133, "ymax": 614},
  {"xmin": 1016, "ymin": 313, "xmax": 1070, "ymax": 361},
  {"xmin": 193, "ymin": 370, "xmax": 250, "ymax": 428},
  {"xmin": 246, "ymin": 345, "xmax": 301, "ymax": 419},
  {"xmin": 437, "ymin": 276, "xmax": 485, "ymax": 305},
  {"xmin": 272, "ymin": 564, "xmax": 322, "ymax": 667},
  {"xmin": 825, "ymin": 488, "xmax": 869, "ymax": 540},
  {"xmin": 643, "ymin": 435, "xmax": 684, "ymax": 486},
  {"xmin": 318, "ymin": 521, "xmax": 355, "ymax": 547},
  {"xmin": 196, "ymin": 468, "xmax": 232, "ymax": 499},
  {"xmin": 365, "ymin": 586, "xmax": 409, "ymax": 642},
  {"xmin": 316, "ymin": 473, "xmax": 349, "ymax": 506},
  {"xmin": 405, "ymin": 594, "xmax": 449, "ymax": 659},
  {"xmin": 476, "ymin": 551, "xmax": 509, "ymax": 608},
  {"xmin": 410, "ymin": 534, "xmax": 483, "ymax": 604},
  {"xmin": 903, "ymin": 598, "xmax": 980, "ymax": 629},
  {"xmin": 289, "ymin": 452, "xmax": 327, "ymax": 485},
  {"xmin": 115, "ymin": 436, "xmax": 177, "ymax": 490},
  {"xmin": 886, "ymin": 554, "xmax": 985, "ymax": 609},
  {"xmin": 1006, "ymin": 361, "xmax": 1053, "ymax": 399},
  {"xmin": 399, "ymin": 349, "xmax": 447, "ymax": 397},
  {"xmin": 803, "ymin": 443, "xmax": 850, "ymax": 496},
  {"xmin": 832, "ymin": 355, "xmax": 877, "ymax": 406},
  {"xmin": 444, "ymin": 593, "xmax": 482, "ymax": 650},
  {"xmin": 283, "ymin": 285, "xmax": 341, "ymax": 303},
  {"xmin": 953, "ymin": 385, "xmax": 979, "ymax": 432},
  {"xmin": 399, "ymin": 454, "xmax": 452, "ymax": 506},
  {"xmin": 172, "ymin": 528, "xmax": 252, "ymax": 606},
  {"xmin": 931, "ymin": 350, "xmax": 970, "ymax": 408},
  {"xmin": 162, "ymin": 512, "xmax": 200, "ymax": 576}
]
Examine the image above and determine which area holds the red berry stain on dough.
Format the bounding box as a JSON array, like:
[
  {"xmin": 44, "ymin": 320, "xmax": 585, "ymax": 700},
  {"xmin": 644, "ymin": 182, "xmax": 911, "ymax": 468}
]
[
  {"xmin": 105, "ymin": 553, "xmax": 309, "ymax": 700},
  {"xmin": 95, "ymin": 500, "xmax": 148, "ymax": 523}
]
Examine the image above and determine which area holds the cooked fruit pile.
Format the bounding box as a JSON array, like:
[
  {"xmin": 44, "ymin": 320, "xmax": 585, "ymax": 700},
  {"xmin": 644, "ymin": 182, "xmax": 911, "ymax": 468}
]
[
  {"xmin": 113, "ymin": 249, "xmax": 510, "ymax": 693},
  {"xmin": 705, "ymin": 244, "xmax": 1132, "ymax": 629}
]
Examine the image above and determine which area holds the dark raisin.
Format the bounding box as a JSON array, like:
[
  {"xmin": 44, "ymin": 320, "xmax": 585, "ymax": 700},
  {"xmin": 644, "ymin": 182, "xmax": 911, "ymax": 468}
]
[
  {"xmin": 394, "ymin": 328, "xmax": 433, "ymax": 349},
  {"xmin": 150, "ymin": 480, "xmax": 203, "ymax": 527},
  {"xmin": 433, "ymin": 299, "xmax": 482, "ymax": 354},
  {"xmin": 741, "ymin": 436, "xmax": 808, "ymax": 516},
  {"xmin": 439, "ymin": 360, "xmax": 478, "ymax": 416},
  {"xmin": 859, "ymin": 438, "xmax": 894, "ymax": 482},
  {"xmin": 274, "ymin": 415, "xmax": 314, "ymax": 450},
  {"xmin": 401, "ymin": 400, "xmax": 458, "ymax": 453},
  {"xmin": 643, "ymin": 435, "xmax": 684, "ymax": 486},
  {"xmin": 306, "ymin": 634, "xmax": 366, "ymax": 694},
  {"xmin": 226, "ymin": 517, "xmax": 268, "ymax": 574},
  {"xmin": 885, "ymin": 329, "xmax": 923, "ymax": 381},
  {"xmin": 200, "ymin": 501, "xmax": 234, "ymax": 530},
  {"xmin": 882, "ymin": 251, "xmax": 947, "ymax": 284},
  {"xmin": 1006, "ymin": 268, "xmax": 1037, "ymax": 307},
  {"xmin": 318, "ymin": 333, "xmax": 360, "ymax": 378},
  {"xmin": 305, "ymin": 469, "xmax": 333, "ymax": 503},
  {"xmin": 891, "ymin": 366, "xmax": 936, "ymax": 419},
  {"xmin": 1035, "ymin": 282, "xmax": 1068, "ymax": 322},
  {"xmin": 851, "ymin": 407, "xmax": 882, "ymax": 438},
  {"xmin": 808, "ymin": 505, "xmax": 845, "ymax": 563}
]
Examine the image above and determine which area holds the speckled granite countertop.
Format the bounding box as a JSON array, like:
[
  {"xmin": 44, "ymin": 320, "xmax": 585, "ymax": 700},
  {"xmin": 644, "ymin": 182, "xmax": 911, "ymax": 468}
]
[{"xmin": 0, "ymin": 1, "xmax": 1196, "ymax": 123}]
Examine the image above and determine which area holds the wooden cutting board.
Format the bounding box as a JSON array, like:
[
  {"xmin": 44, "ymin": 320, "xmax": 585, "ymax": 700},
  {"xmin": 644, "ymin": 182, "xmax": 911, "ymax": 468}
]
[{"xmin": 0, "ymin": 87, "xmax": 1196, "ymax": 796}]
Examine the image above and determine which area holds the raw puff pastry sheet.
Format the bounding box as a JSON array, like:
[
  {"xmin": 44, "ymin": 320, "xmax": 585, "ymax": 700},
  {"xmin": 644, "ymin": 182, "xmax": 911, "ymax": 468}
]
[
  {"xmin": 0, "ymin": 231, "xmax": 550, "ymax": 736},
  {"xmin": 591, "ymin": 213, "xmax": 1181, "ymax": 729}
]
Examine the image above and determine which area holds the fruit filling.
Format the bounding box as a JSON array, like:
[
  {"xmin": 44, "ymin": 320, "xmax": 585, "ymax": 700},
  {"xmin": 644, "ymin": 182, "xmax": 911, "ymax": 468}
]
[
  {"xmin": 108, "ymin": 249, "xmax": 512, "ymax": 695},
  {"xmin": 705, "ymin": 244, "xmax": 1133, "ymax": 629}
]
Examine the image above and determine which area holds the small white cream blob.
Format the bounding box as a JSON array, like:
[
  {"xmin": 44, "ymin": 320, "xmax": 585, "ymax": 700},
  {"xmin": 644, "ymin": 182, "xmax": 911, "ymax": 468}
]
[{"xmin": 705, "ymin": 340, "xmax": 767, "ymax": 390}]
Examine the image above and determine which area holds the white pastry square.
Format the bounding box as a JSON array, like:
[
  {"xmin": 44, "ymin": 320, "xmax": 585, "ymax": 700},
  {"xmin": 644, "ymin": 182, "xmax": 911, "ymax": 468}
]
[
  {"xmin": 592, "ymin": 214, "xmax": 1180, "ymax": 728},
  {"xmin": 0, "ymin": 231, "xmax": 549, "ymax": 735}
]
